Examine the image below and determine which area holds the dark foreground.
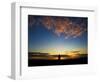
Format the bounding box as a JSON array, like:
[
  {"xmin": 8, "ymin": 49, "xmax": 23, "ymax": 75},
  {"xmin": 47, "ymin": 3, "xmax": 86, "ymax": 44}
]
[{"xmin": 28, "ymin": 57, "xmax": 88, "ymax": 67}]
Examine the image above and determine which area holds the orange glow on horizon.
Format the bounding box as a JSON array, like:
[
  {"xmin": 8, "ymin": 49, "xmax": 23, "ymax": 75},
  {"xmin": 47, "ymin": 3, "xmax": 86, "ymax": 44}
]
[{"xmin": 32, "ymin": 47, "xmax": 87, "ymax": 56}]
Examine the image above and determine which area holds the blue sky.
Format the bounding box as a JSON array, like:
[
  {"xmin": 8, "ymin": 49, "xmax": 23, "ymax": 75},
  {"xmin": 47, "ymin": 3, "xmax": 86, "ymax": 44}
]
[{"xmin": 28, "ymin": 15, "xmax": 87, "ymax": 55}]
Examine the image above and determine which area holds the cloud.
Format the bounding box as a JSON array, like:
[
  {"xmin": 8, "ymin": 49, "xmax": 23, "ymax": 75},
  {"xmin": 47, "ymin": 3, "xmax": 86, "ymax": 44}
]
[
  {"xmin": 67, "ymin": 51, "xmax": 80, "ymax": 58},
  {"xmin": 42, "ymin": 16, "xmax": 53, "ymax": 30},
  {"xmin": 54, "ymin": 18, "xmax": 71, "ymax": 36},
  {"xmin": 28, "ymin": 15, "xmax": 36, "ymax": 27},
  {"xmin": 70, "ymin": 51, "xmax": 80, "ymax": 53},
  {"xmin": 42, "ymin": 17, "xmax": 87, "ymax": 39},
  {"xmin": 64, "ymin": 23, "xmax": 86, "ymax": 38},
  {"xmin": 29, "ymin": 16, "xmax": 87, "ymax": 39}
]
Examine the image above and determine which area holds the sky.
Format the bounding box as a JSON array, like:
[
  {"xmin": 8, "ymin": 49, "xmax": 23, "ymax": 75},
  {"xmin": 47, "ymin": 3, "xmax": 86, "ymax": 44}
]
[{"xmin": 28, "ymin": 15, "xmax": 88, "ymax": 55}]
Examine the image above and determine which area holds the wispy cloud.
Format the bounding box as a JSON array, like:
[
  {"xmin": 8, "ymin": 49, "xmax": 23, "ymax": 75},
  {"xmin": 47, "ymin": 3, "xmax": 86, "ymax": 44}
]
[
  {"xmin": 28, "ymin": 15, "xmax": 36, "ymax": 27},
  {"xmin": 42, "ymin": 17, "xmax": 87, "ymax": 39},
  {"xmin": 28, "ymin": 16, "xmax": 87, "ymax": 39}
]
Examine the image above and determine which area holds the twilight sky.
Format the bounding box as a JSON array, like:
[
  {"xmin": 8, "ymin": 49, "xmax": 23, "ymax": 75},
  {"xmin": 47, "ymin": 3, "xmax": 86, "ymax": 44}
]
[{"xmin": 28, "ymin": 15, "xmax": 88, "ymax": 55}]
